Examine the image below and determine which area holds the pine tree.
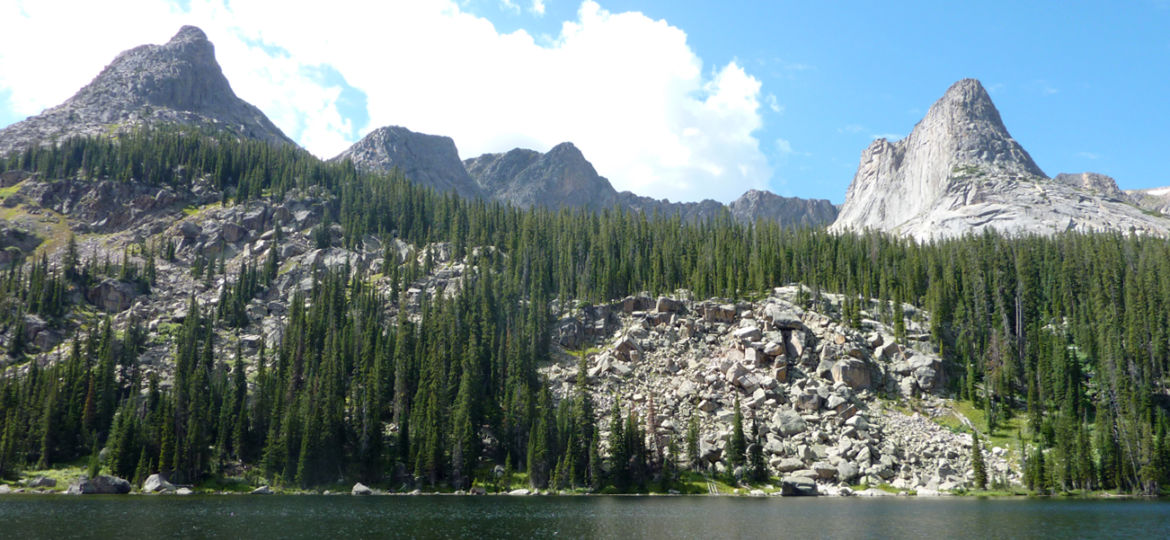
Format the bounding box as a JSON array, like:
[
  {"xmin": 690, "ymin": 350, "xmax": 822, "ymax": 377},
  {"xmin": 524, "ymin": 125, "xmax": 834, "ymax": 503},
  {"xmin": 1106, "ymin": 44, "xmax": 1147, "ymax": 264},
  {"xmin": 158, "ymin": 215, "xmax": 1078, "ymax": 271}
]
[
  {"xmin": 728, "ymin": 396, "xmax": 746, "ymax": 470},
  {"xmin": 748, "ymin": 416, "xmax": 767, "ymax": 483},
  {"xmin": 972, "ymin": 433, "xmax": 987, "ymax": 490},
  {"xmin": 686, "ymin": 412, "xmax": 701, "ymax": 472}
]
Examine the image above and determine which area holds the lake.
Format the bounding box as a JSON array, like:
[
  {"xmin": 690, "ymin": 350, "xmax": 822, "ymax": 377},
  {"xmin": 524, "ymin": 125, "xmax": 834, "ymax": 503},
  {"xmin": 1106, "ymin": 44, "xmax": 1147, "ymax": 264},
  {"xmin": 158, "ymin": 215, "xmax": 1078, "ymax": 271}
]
[{"xmin": 0, "ymin": 495, "xmax": 1166, "ymax": 539}]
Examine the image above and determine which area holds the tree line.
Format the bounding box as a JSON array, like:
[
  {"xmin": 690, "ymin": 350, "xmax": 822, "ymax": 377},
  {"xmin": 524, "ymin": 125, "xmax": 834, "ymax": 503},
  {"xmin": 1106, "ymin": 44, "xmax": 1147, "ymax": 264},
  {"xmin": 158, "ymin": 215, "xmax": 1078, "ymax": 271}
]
[{"xmin": 2, "ymin": 130, "xmax": 1170, "ymax": 493}]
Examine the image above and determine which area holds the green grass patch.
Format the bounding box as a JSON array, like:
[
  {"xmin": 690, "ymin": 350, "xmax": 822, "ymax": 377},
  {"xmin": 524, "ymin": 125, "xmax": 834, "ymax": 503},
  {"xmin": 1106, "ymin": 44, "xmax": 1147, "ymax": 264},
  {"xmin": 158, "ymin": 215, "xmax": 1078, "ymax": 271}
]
[
  {"xmin": 934, "ymin": 412, "xmax": 970, "ymax": 434},
  {"xmin": 564, "ymin": 345, "xmax": 604, "ymax": 357},
  {"xmin": 0, "ymin": 181, "xmax": 23, "ymax": 201},
  {"xmin": 196, "ymin": 476, "xmax": 256, "ymax": 493},
  {"xmin": 15, "ymin": 460, "xmax": 89, "ymax": 492},
  {"xmin": 953, "ymin": 400, "xmax": 1024, "ymax": 452},
  {"xmin": 852, "ymin": 482, "xmax": 903, "ymax": 494}
]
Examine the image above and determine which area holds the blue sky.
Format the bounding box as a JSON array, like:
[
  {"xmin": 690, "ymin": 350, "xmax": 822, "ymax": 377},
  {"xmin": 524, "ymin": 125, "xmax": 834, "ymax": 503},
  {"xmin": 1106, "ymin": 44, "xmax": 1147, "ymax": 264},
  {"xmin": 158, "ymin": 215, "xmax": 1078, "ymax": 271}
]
[{"xmin": 1, "ymin": 1, "xmax": 1168, "ymax": 203}]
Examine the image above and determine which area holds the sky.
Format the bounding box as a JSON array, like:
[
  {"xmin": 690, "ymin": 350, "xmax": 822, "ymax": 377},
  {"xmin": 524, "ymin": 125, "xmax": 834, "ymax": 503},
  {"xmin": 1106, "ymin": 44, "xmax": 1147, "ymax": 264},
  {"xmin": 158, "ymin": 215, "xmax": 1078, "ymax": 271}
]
[{"xmin": 1, "ymin": 1, "xmax": 1168, "ymax": 204}]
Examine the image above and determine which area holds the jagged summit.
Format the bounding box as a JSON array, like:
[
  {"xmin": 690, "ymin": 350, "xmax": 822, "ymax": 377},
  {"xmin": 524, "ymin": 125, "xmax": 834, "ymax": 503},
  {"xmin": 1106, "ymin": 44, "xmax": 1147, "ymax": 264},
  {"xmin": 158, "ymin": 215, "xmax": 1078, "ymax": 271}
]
[
  {"xmin": 912, "ymin": 78, "xmax": 1044, "ymax": 176},
  {"xmin": 0, "ymin": 26, "xmax": 294, "ymax": 156},
  {"xmin": 729, "ymin": 189, "xmax": 839, "ymax": 228},
  {"xmin": 332, "ymin": 126, "xmax": 485, "ymax": 199},
  {"xmin": 830, "ymin": 79, "xmax": 1170, "ymax": 240},
  {"xmin": 474, "ymin": 142, "xmax": 619, "ymax": 210}
]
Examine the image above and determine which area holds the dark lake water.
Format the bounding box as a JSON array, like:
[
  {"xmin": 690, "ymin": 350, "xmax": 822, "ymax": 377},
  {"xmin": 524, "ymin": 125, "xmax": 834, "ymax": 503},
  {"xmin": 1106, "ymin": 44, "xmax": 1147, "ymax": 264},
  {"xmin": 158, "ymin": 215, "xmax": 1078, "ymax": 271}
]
[{"xmin": 0, "ymin": 494, "xmax": 1166, "ymax": 539}]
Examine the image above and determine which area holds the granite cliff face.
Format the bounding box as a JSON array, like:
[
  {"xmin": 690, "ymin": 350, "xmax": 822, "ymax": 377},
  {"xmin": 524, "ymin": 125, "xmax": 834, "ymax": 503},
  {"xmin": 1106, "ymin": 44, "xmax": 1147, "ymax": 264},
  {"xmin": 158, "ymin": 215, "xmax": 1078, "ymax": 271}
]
[
  {"xmin": 331, "ymin": 126, "xmax": 484, "ymax": 199},
  {"xmin": 0, "ymin": 26, "xmax": 293, "ymax": 156},
  {"xmin": 831, "ymin": 79, "xmax": 1170, "ymax": 240}
]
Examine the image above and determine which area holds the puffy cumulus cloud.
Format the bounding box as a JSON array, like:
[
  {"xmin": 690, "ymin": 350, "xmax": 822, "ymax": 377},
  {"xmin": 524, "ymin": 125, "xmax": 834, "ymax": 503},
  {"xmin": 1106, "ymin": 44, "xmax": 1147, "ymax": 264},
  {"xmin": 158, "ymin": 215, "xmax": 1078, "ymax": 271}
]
[{"xmin": 0, "ymin": 0, "xmax": 772, "ymax": 204}]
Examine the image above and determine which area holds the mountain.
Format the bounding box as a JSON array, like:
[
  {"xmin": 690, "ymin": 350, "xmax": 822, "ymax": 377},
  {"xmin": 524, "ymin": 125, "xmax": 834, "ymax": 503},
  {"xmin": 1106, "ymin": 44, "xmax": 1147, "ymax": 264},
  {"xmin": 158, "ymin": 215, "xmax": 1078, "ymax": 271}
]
[
  {"xmin": 729, "ymin": 189, "xmax": 839, "ymax": 228},
  {"xmin": 830, "ymin": 79, "xmax": 1170, "ymax": 240},
  {"xmin": 331, "ymin": 125, "xmax": 484, "ymax": 199},
  {"xmin": 464, "ymin": 143, "xmax": 618, "ymax": 210},
  {"xmin": 0, "ymin": 26, "xmax": 293, "ymax": 156}
]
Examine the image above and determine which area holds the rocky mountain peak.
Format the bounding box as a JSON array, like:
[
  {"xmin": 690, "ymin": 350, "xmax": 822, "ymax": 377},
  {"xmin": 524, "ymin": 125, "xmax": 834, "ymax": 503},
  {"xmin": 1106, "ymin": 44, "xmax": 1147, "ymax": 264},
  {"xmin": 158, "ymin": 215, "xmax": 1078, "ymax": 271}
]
[
  {"xmin": 831, "ymin": 79, "xmax": 1170, "ymax": 240},
  {"xmin": 476, "ymin": 141, "xmax": 618, "ymax": 210},
  {"xmin": 0, "ymin": 26, "xmax": 293, "ymax": 156},
  {"xmin": 332, "ymin": 126, "xmax": 484, "ymax": 199}
]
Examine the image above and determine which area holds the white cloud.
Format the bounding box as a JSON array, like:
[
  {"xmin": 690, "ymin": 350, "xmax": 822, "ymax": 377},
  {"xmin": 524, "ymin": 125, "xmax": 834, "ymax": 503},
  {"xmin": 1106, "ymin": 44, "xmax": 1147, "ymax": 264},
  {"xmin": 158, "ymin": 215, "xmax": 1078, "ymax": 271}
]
[
  {"xmin": 499, "ymin": 0, "xmax": 521, "ymax": 14},
  {"xmin": 775, "ymin": 138, "xmax": 793, "ymax": 155},
  {"xmin": 765, "ymin": 93, "xmax": 784, "ymax": 114},
  {"xmin": 0, "ymin": 0, "xmax": 771, "ymax": 204},
  {"xmin": 531, "ymin": 0, "xmax": 546, "ymax": 15}
]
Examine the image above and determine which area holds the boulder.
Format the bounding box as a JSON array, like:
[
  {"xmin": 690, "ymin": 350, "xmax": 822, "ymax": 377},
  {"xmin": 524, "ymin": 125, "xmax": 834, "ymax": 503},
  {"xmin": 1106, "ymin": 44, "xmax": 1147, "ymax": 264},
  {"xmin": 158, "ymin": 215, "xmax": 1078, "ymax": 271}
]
[
  {"xmin": 620, "ymin": 295, "xmax": 653, "ymax": 313},
  {"xmin": 704, "ymin": 303, "xmax": 737, "ymax": 323},
  {"xmin": 179, "ymin": 220, "xmax": 202, "ymax": 238},
  {"xmin": 352, "ymin": 482, "xmax": 373, "ymax": 495},
  {"xmin": 780, "ymin": 475, "xmax": 818, "ymax": 496},
  {"xmin": 812, "ymin": 462, "xmax": 838, "ymax": 480},
  {"xmin": 67, "ymin": 475, "xmax": 131, "ymax": 495},
  {"xmin": 776, "ymin": 458, "xmax": 805, "ymax": 473},
  {"xmin": 251, "ymin": 485, "xmax": 274, "ymax": 495},
  {"xmin": 837, "ymin": 462, "xmax": 861, "ymax": 483},
  {"xmin": 25, "ymin": 476, "xmax": 56, "ymax": 489},
  {"xmin": 831, "ymin": 358, "xmax": 872, "ymax": 389},
  {"xmin": 221, "ymin": 223, "xmax": 248, "ymax": 243},
  {"xmin": 553, "ymin": 318, "xmax": 584, "ymax": 349},
  {"xmin": 909, "ymin": 355, "xmax": 943, "ymax": 391},
  {"xmin": 86, "ymin": 279, "xmax": 141, "ymax": 313},
  {"xmin": 613, "ymin": 334, "xmax": 642, "ymax": 362},
  {"xmin": 771, "ymin": 408, "xmax": 807, "ymax": 436},
  {"xmin": 794, "ymin": 390, "xmax": 822, "ymax": 413},
  {"xmin": 508, "ymin": 488, "xmax": 531, "ymax": 496},
  {"xmin": 176, "ymin": 487, "xmax": 193, "ymax": 495},
  {"xmin": 655, "ymin": 296, "xmax": 682, "ymax": 313},
  {"xmin": 142, "ymin": 474, "xmax": 175, "ymax": 493},
  {"xmin": 763, "ymin": 303, "xmax": 805, "ymax": 330},
  {"xmin": 0, "ymin": 485, "xmax": 11, "ymax": 494},
  {"xmin": 241, "ymin": 207, "xmax": 267, "ymax": 232},
  {"xmin": 733, "ymin": 326, "xmax": 762, "ymax": 342}
]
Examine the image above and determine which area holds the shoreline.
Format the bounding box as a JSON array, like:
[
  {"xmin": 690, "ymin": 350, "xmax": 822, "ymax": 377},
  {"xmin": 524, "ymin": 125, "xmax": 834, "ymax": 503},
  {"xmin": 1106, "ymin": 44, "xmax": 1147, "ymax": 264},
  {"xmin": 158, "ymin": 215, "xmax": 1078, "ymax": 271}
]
[{"xmin": 0, "ymin": 484, "xmax": 1154, "ymax": 500}]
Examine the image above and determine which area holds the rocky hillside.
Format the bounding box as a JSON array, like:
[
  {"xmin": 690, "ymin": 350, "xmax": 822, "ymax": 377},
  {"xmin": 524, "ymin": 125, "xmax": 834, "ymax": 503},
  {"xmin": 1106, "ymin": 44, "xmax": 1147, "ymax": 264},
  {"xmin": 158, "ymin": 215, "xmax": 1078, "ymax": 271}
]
[
  {"xmin": 830, "ymin": 79, "xmax": 1170, "ymax": 240},
  {"xmin": 542, "ymin": 288, "xmax": 1013, "ymax": 495},
  {"xmin": 0, "ymin": 26, "xmax": 293, "ymax": 157},
  {"xmin": 1125, "ymin": 185, "xmax": 1170, "ymax": 216},
  {"xmin": 0, "ymin": 162, "xmax": 1009, "ymax": 495}
]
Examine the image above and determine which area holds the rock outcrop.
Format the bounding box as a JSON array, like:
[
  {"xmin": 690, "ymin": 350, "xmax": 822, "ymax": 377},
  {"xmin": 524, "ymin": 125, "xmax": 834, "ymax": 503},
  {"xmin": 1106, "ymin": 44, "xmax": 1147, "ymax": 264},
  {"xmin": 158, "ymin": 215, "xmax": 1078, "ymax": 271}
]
[
  {"xmin": 0, "ymin": 26, "xmax": 294, "ymax": 157},
  {"xmin": 142, "ymin": 473, "xmax": 176, "ymax": 493},
  {"xmin": 831, "ymin": 79, "xmax": 1170, "ymax": 240},
  {"xmin": 67, "ymin": 475, "xmax": 131, "ymax": 495},
  {"xmin": 1125, "ymin": 185, "xmax": 1170, "ymax": 216},
  {"xmin": 332, "ymin": 126, "xmax": 484, "ymax": 199}
]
